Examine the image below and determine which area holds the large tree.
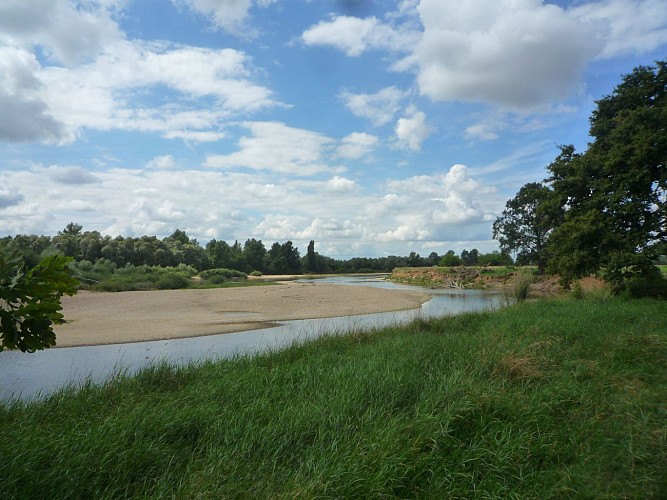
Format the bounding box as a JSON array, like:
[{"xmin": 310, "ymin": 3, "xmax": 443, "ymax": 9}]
[
  {"xmin": 546, "ymin": 61, "xmax": 666, "ymax": 285},
  {"xmin": 493, "ymin": 182, "xmax": 556, "ymax": 273}
]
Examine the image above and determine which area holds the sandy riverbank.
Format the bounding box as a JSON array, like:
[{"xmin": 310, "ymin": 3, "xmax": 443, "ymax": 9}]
[{"xmin": 53, "ymin": 282, "xmax": 430, "ymax": 348}]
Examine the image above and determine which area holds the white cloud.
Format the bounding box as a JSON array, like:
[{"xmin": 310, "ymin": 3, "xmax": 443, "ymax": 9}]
[
  {"xmin": 324, "ymin": 176, "xmax": 360, "ymax": 193},
  {"xmin": 395, "ymin": 106, "xmax": 431, "ymax": 151},
  {"xmin": 164, "ymin": 130, "xmax": 226, "ymax": 142},
  {"xmin": 0, "ymin": 47, "xmax": 67, "ymax": 142},
  {"xmin": 302, "ymin": 15, "xmax": 417, "ymax": 56},
  {"xmin": 571, "ymin": 0, "xmax": 667, "ymax": 58},
  {"xmin": 0, "ymin": 0, "xmax": 123, "ymax": 65},
  {"xmin": 0, "ymin": 162, "xmax": 499, "ymax": 256},
  {"xmin": 1, "ymin": 38, "xmax": 277, "ymax": 144},
  {"xmin": 413, "ymin": 0, "xmax": 605, "ymax": 110},
  {"xmin": 174, "ymin": 0, "xmax": 276, "ymax": 35},
  {"xmin": 204, "ymin": 121, "xmax": 336, "ymax": 176},
  {"xmin": 46, "ymin": 165, "xmax": 100, "ymax": 184},
  {"xmin": 0, "ymin": 179, "xmax": 24, "ymax": 209},
  {"xmin": 145, "ymin": 155, "xmax": 176, "ymax": 170},
  {"xmin": 339, "ymin": 86, "xmax": 407, "ymax": 126},
  {"xmin": 336, "ymin": 132, "xmax": 378, "ymax": 159}
]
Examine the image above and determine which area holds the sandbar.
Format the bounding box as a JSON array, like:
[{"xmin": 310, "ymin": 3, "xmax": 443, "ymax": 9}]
[{"xmin": 53, "ymin": 282, "xmax": 430, "ymax": 347}]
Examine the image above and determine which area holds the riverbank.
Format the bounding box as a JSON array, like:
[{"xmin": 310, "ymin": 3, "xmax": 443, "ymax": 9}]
[
  {"xmin": 2, "ymin": 297, "xmax": 665, "ymax": 498},
  {"xmin": 53, "ymin": 282, "xmax": 429, "ymax": 347}
]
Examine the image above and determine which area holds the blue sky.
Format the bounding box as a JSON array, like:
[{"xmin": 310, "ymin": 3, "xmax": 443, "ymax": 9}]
[{"xmin": 1, "ymin": 0, "xmax": 665, "ymax": 258}]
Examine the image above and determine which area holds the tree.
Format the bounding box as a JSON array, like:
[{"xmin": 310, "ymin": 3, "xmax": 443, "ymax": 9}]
[
  {"xmin": 54, "ymin": 222, "xmax": 83, "ymax": 260},
  {"xmin": 493, "ymin": 182, "xmax": 556, "ymax": 273},
  {"xmin": 0, "ymin": 251, "xmax": 79, "ymax": 352},
  {"xmin": 546, "ymin": 60, "xmax": 666, "ymax": 285},
  {"xmin": 460, "ymin": 248, "xmax": 479, "ymax": 266},
  {"xmin": 439, "ymin": 250, "xmax": 462, "ymax": 267},
  {"xmin": 305, "ymin": 240, "xmax": 318, "ymax": 273},
  {"xmin": 243, "ymin": 238, "xmax": 267, "ymax": 272}
]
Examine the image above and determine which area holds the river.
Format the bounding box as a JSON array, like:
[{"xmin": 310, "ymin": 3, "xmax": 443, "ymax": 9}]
[{"xmin": 0, "ymin": 276, "xmax": 502, "ymax": 402}]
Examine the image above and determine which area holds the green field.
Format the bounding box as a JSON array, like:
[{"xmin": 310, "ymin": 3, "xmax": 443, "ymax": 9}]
[{"xmin": 1, "ymin": 296, "xmax": 666, "ymax": 498}]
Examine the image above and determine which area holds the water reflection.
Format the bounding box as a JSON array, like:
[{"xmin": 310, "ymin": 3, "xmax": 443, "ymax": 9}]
[{"xmin": 0, "ymin": 276, "xmax": 501, "ymax": 402}]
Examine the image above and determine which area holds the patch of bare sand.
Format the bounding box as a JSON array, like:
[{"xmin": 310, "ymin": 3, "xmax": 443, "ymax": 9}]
[{"xmin": 54, "ymin": 283, "xmax": 430, "ymax": 347}]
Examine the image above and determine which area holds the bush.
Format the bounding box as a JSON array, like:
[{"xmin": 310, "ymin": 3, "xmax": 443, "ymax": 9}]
[
  {"xmin": 206, "ymin": 275, "xmax": 228, "ymax": 285},
  {"xmin": 155, "ymin": 273, "xmax": 190, "ymax": 290},
  {"xmin": 250, "ymin": 270, "xmax": 263, "ymax": 277},
  {"xmin": 200, "ymin": 268, "xmax": 247, "ymax": 280}
]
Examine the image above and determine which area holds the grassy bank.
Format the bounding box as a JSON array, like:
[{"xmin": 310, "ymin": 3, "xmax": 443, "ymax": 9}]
[{"xmin": 1, "ymin": 298, "xmax": 666, "ymax": 498}]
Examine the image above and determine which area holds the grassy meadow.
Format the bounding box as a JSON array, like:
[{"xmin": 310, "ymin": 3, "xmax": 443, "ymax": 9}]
[{"xmin": 1, "ymin": 296, "xmax": 666, "ymax": 498}]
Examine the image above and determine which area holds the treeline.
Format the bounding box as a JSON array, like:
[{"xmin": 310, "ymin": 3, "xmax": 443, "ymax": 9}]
[
  {"xmin": 493, "ymin": 61, "xmax": 666, "ymax": 288},
  {"xmin": 0, "ymin": 222, "xmax": 512, "ymax": 276}
]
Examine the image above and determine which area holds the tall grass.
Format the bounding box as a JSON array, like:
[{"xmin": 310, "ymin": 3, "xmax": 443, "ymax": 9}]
[
  {"xmin": 1, "ymin": 298, "xmax": 665, "ymax": 498},
  {"xmin": 511, "ymin": 267, "xmax": 533, "ymax": 302}
]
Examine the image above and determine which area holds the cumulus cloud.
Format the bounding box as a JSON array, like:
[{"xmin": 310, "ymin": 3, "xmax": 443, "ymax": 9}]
[
  {"xmin": 376, "ymin": 164, "xmax": 496, "ymax": 241},
  {"xmin": 324, "ymin": 176, "xmax": 360, "ymax": 193},
  {"xmin": 173, "ymin": 0, "xmax": 276, "ymax": 35},
  {"xmin": 204, "ymin": 121, "xmax": 337, "ymax": 176},
  {"xmin": 395, "ymin": 106, "xmax": 431, "ymax": 151},
  {"xmin": 413, "ymin": 0, "xmax": 605, "ymax": 110},
  {"xmin": 0, "ymin": 162, "xmax": 499, "ymax": 256},
  {"xmin": 302, "ymin": 15, "xmax": 417, "ymax": 56},
  {"xmin": 1, "ymin": 37, "xmax": 276, "ymax": 144},
  {"xmin": 339, "ymin": 86, "xmax": 408, "ymax": 126},
  {"xmin": 46, "ymin": 165, "xmax": 99, "ymax": 184},
  {"xmin": 0, "ymin": 0, "xmax": 123, "ymax": 65},
  {"xmin": 570, "ymin": 0, "xmax": 667, "ymax": 58},
  {"xmin": 0, "ymin": 183, "xmax": 24, "ymax": 209},
  {"xmin": 336, "ymin": 132, "xmax": 378, "ymax": 159},
  {"xmin": 0, "ymin": 47, "xmax": 67, "ymax": 143}
]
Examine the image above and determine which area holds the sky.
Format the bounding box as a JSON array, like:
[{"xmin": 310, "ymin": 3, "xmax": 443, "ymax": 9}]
[{"xmin": 0, "ymin": 0, "xmax": 666, "ymax": 259}]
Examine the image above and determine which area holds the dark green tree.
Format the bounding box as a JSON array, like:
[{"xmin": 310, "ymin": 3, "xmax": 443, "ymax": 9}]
[
  {"xmin": 1, "ymin": 251, "xmax": 79, "ymax": 352},
  {"xmin": 243, "ymin": 239, "xmax": 267, "ymax": 272},
  {"xmin": 305, "ymin": 240, "xmax": 318, "ymax": 273},
  {"xmin": 439, "ymin": 250, "xmax": 462, "ymax": 267},
  {"xmin": 460, "ymin": 248, "xmax": 480, "ymax": 266},
  {"xmin": 546, "ymin": 60, "xmax": 666, "ymax": 285},
  {"xmin": 493, "ymin": 182, "xmax": 556, "ymax": 273},
  {"xmin": 53, "ymin": 222, "xmax": 83, "ymax": 260}
]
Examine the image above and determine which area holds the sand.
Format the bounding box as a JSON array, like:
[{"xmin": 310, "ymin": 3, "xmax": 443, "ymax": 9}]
[{"xmin": 53, "ymin": 282, "xmax": 430, "ymax": 347}]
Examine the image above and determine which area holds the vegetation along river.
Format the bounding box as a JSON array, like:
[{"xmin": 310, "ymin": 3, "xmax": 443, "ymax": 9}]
[{"xmin": 0, "ymin": 276, "xmax": 501, "ymax": 401}]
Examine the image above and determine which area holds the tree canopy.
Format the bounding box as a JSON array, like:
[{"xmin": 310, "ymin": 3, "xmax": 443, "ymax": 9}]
[
  {"xmin": 493, "ymin": 182, "xmax": 557, "ymax": 273},
  {"xmin": 495, "ymin": 60, "xmax": 666, "ymax": 286}
]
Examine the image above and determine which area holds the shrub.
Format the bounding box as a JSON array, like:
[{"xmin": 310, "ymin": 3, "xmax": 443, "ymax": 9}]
[
  {"xmin": 155, "ymin": 273, "xmax": 190, "ymax": 290},
  {"xmin": 250, "ymin": 270, "xmax": 263, "ymax": 277},
  {"xmin": 200, "ymin": 268, "xmax": 247, "ymax": 280},
  {"xmin": 206, "ymin": 275, "xmax": 228, "ymax": 285}
]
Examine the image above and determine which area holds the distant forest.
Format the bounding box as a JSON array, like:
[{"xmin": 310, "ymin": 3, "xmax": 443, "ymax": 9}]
[{"xmin": 0, "ymin": 223, "xmax": 512, "ymax": 276}]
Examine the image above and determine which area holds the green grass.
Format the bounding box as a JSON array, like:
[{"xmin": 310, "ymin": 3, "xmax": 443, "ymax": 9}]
[{"xmin": 1, "ymin": 298, "xmax": 666, "ymax": 498}]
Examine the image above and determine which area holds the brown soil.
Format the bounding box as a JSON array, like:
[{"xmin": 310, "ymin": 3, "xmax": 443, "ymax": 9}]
[{"xmin": 53, "ymin": 282, "xmax": 430, "ymax": 348}]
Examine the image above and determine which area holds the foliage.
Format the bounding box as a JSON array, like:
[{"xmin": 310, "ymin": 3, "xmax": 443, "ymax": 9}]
[
  {"xmin": 438, "ymin": 250, "xmax": 462, "ymax": 266},
  {"xmin": 0, "ymin": 251, "xmax": 78, "ymax": 352},
  {"xmin": 198, "ymin": 268, "xmax": 247, "ymax": 285},
  {"xmin": 493, "ymin": 182, "xmax": 556, "ymax": 272},
  {"xmin": 459, "ymin": 248, "xmax": 480, "ymax": 265},
  {"xmin": 496, "ymin": 61, "xmax": 666, "ymax": 289},
  {"xmin": 1, "ymin": 299, "xmax": 665, "ymax": 497},
  {"xmin": 546, "ymin": 61, "xmax": 666, "ymax": 287},
  {"xmin": 71, "ymin": 262, "xmax": 197, "ymax": 292}
]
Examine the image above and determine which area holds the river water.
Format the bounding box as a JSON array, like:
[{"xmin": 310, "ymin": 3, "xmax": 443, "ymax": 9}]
[{"xmin": 0, "ymin": 276, "xmax": 502, "ymax": 402}]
